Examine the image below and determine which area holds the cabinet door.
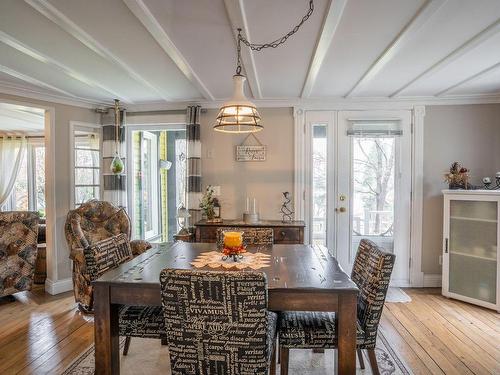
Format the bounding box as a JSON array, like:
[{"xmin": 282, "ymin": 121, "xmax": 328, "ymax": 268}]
[{"xmin": 445, "ymin": 198, "xmax": 498, "ymax": 305}]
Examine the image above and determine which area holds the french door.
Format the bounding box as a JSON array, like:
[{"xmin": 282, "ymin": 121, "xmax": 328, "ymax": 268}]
[{"xmin": 305, "ymin": 110, "xmax": 412, "ymax": 285}]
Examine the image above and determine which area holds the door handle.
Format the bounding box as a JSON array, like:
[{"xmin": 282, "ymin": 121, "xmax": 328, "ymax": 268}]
[
  {"xmin": 335, "ymin": 207, "xmax": 346, "ymax": 213},
  {"xmin": 444, "ymin": 238, "xmax": 448, "ymax": 253}
]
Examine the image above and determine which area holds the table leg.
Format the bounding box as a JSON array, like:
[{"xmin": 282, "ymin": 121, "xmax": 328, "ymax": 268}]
[
  {"xmin": 94, "ymin": 284, "xmax": 120, "ymax": 375},
  {"xmin": 337, "ymin": 293, "xmax": 357, "ymax": 375}
]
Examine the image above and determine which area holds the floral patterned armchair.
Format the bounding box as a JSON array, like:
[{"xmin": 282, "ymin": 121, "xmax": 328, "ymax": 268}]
[
  {"xmin": 65, "ymin": 200, "xmax": 151, "ymax": 313},
  {"xmin": 0, "ymin": 211, "xmax": 39, "ymax": 298}
]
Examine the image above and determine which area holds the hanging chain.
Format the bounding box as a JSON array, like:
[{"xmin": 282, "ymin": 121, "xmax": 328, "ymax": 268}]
[{"xmin": 238, "ymin": 0, "xmax": 314, "ymax": 52}]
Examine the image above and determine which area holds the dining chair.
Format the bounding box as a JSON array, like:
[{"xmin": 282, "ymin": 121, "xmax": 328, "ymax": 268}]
[
  {"xmin": 278, "ymin": 239, "xmax": 395, "ymax": 375},
  {"xmin": 0, "ymin": 211, "xmax": 39, "ymax": 299},
  {"xmin": 216, "ymin": 227, "xmax": 274, "ymax": 249},
  {"xmin": 160, "ymin": 269, "xmax": 277, "ymax": 375},
  {"xmin": 84, "ymin": 233, "xmax": 165, "ymax": 356},
  {"xmin": 65, "ymin": 200, "xmax": 151, "ymax": 313}
]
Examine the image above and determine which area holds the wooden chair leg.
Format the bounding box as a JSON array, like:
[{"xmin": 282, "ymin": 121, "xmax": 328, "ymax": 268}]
[
  {"xmin": 367, "ymin": 349, "xmax": 380, "ymax": 375},
  {"xmin": 270, "ymin": 342, "xmax": 276, "ymax": 375},
  {"xmin": 357, "ymin": 349, "xmax": 365, "ymax": 369},
  {"xmin": 123, "ymin": 336, "xmax": 131, "ymax": 356},
  {"xmin": 280, "ymin": 347, "xmax": 289, "ymax": 375}
]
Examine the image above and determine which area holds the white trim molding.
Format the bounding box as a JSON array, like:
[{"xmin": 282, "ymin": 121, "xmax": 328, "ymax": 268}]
[
  {"xmin": 293, "ymin": 107, "xmax": 306, "ymax": 225},
  {"xmin": 45, "ymin": 277, "xmax": 73, "ymax": 295},
  {"xmin": 423, "ymin": 273, "xmax": 442, "ymax": 287},
  {"xmin": 410, "ymin": 105, "xmax": 425, "ymax": 287}
]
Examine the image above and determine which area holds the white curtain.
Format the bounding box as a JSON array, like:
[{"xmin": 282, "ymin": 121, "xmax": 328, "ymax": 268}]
[{"xmin": 0, "ymin": 136, "xmax": 27, "ymax": 207}]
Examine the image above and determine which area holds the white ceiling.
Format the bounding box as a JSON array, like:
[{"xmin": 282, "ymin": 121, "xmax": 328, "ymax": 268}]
[
  {"xmin": 0, "ymin": 102, "xmax": 44, "ymax": 133},
  {"xmin": 0, "ymin": 0, "xmax": 499, "ymax": 108}
]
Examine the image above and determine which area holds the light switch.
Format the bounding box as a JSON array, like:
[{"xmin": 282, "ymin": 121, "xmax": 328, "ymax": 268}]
[{"xmin": 207, "ymin": 149, "xmax": 214, "ymax": 159}]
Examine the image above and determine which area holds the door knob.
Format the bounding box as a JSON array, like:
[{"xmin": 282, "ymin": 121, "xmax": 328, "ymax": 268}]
[{"xmin": 335, "ymin": 207, "xmax": 346, "ymax": 213}]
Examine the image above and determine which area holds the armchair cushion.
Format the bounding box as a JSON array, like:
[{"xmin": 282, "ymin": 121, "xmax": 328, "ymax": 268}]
[{"xmin": 0, "ymin": 211, "xmax": 39, "ymax": 297}]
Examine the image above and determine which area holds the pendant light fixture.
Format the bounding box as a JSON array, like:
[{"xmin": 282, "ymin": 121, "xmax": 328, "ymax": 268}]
[
  {"xmin": 214, "ymin": 1, "xmax": 314, "ymax": 134},
  {"xmin": 110, "ymin": 99, "xmax": 125, "ymax": 175}
]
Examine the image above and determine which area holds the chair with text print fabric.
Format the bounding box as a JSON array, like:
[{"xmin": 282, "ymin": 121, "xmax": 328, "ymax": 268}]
[
  {"xmin": 160, "ymin": 269, "xmax": 278, "ymax": 375},
  {"xmin": 216, "ymin": 227, "xmax": 274, "ymax": 250},
  {"xmin": 84, "ymin": 233, "xmax": 165, "ymax": 356},
  {"xmin": 278, "ymin": 239, "xmax": 395, "ymax": 375}
]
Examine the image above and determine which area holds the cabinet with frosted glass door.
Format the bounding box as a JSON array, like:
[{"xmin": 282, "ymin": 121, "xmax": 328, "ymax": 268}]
[{"xmin": 442, "ymin": 190, "xmax": 500, "ymax": 311}]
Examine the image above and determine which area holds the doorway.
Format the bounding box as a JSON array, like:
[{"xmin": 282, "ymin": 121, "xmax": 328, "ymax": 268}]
[
  {"xmin": 304, "ymin": 110, "xmax": 412, "ymax": 286},
  {"xmin": 126, "ymin": 125, "xmax": 186, "ymax": 242}
]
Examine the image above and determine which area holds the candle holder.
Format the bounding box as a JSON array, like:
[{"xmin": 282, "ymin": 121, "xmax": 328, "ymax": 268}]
[{"xmin": 221, "ymin": 231, "xmax": 246, "ymax": 261}]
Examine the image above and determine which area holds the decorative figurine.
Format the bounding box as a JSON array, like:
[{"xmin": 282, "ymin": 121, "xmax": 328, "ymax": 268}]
[
  {"xmin": 281, "ymin": 191, "xmax": 294, "ymax": 222},
  {"xmin": 444, "ymin": 162, "xmax": 470, "ymax": 189}
]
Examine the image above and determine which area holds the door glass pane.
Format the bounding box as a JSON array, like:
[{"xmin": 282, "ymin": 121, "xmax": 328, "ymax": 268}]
[
  {"xmin": 312, "ymin": 124, "xmax": 327, "ymax": 245},
  {"xmin": 449, "ymin": 200, "xmax": 497, "ymax": 303},
  {"xmin": 142, "ymin": 137, "xmax": 153, "ymax": 233},
  {"xmin": 351, "ymin": 137, "xmax": 395, "ymax": 256}
]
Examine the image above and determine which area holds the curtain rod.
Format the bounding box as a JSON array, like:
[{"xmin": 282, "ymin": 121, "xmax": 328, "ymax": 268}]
[
  {"xmin": 0, "ymin": 135, "xmax": 44, "ymax": 139},
  {"xmin": 126, "ymin": 109, "xmax": 208, "ymax": 116}
]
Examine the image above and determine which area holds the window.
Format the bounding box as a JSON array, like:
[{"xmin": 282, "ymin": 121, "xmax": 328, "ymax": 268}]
[
  {"xmin": 71, "ymin": 123, "xmax": 101, "ymax": 208},
  {"xmin": 8, "ymin": 140, "xmax": 46, "ymax": 216},
  {"xmin": 128, "ymin": 126, "xmax": 186, "ymax": 241}
]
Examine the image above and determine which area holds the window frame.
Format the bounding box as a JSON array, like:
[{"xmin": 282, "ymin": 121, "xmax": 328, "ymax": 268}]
[{"xmin": 69, "ymin": 121, "xmax": 102, "ymax": 209}]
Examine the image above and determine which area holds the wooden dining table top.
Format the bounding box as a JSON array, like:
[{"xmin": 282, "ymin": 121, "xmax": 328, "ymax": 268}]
[{"xmin": 94, "ymin": 241, "xmax": 358, "ymax": 296}]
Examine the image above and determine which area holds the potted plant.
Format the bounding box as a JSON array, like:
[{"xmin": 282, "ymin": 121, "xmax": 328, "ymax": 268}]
[{"xmin": 200, "ymin": 186, "xmax": 221, "ymax": 222}]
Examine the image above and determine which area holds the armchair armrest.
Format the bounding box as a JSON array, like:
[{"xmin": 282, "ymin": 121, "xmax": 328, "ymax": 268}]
[{"xmin": 130, "ymin": 240, "xmax": 152, "ymax": 256}]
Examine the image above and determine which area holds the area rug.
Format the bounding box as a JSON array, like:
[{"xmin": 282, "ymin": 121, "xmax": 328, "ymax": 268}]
[
  {"xmin": 62, "ymin": 331, "xmax": 412, "ymax": 375},
  {"xmin": 385, "ymin": 288, "xmax": 412, "ymax": 303}
]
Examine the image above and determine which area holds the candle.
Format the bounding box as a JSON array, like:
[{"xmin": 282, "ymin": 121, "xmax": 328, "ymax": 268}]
[
  {"xmin": 224, "ymin": 231, "xmax": 243, "ymax": 248},
  {"xmin": 253, "ymin": 198, "xmax": 257, "ymax": 214}
]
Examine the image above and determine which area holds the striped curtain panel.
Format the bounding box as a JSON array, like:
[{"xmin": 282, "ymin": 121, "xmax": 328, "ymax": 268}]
[
  {"xmin": 186, "ymin": 105, "xmax": 202, "ymax": 225},
  {"xmin": 102, "ymin": 109, "xmax": 127, "ymax": 209}
]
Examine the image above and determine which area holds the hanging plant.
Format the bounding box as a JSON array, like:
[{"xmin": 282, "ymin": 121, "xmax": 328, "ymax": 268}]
[{"xmin": 110, "ymin": 99, "xmax": 125, "ymax": 175}]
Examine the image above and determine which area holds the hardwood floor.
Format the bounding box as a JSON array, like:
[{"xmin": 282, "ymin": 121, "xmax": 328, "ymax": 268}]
[{"xmin": 0, "ymin": 287, "xmax": 498, "ymax": 374}]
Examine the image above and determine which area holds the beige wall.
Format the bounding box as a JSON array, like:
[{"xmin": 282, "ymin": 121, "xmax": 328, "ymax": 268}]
[
  {"xmin": 0, "ymin": 93, "xmax": 99, "ymax": 283},
  {"xmin": 200, "ymin": 107, "xmax": 294, "ymax": 220},
  {"xmin": 422, "ymin": 104, "xmax": 500, "ymax": 274}
]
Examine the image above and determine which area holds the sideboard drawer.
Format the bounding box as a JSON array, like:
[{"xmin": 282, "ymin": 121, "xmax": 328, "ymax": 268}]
[
  {"xmin": 197, "ymin": 227, "xmax": 217, "ymax": 242},
  {"xmin": 273, "ymin": 227, "xmax": 301, "ymax": 244}
]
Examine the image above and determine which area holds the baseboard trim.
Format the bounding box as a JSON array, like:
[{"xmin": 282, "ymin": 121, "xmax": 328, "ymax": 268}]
[
  {"xmin": 423, "ymin": 273, "xmax": 442, "ymax": 287},
  {"xmin": 45, "ymin": 277, "xmax": 73, "ymax": 295}
]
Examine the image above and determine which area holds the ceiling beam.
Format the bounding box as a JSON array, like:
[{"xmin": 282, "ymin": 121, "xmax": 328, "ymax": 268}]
[
  {"xmin": 0, "ymin": 31, "xmax": 133, "ymax": 103},
  {"xmin": 436, "ymin": 61, "xmax": 500, "ymax": 96},
  {"xmin": 0, "ymin": 64, "xmax": 81, "ymax": 98},
  {"xmin": 391, "ymin": 18, "xmax": 500, "ymax": 97},
  {"xmin": 223, "ymin": 0, "xmax": 262, "ymax": 99},
  {"xmin": 122, "ymin": 0, "xmax": 214, "ymax": 101},
  {"xmin": 345, "ymin": 0, "xmax": 446, "ymax": 98},
  {"xmin": 301, "ymin": 0, "xmax": 347, "ymax": 98},
  {"xmin": 24, "ymin": 0, "xmax": 171, "ymax": 102}
]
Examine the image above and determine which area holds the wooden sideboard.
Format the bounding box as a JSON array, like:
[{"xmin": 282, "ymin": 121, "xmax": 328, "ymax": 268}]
[{"xmin": 194, "ymin": 219, "xmax": 305, "ymax": 244}]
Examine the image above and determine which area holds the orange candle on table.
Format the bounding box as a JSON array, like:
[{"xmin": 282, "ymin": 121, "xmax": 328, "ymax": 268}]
[{"xmin": 224, "ymin": 232, "xmax": 243, "ymax": 248}]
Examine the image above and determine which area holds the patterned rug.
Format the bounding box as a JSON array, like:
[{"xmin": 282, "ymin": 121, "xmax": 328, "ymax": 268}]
[{"xmin": 62, "ymin": 331, "xmax": 412, "ymax": 375}]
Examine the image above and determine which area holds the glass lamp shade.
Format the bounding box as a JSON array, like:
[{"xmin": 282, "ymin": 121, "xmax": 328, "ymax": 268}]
[
  {"xmin": 214, "ymin": 75, "xmax": 262, "ymax": 133},
  {"xmin": 110, "ymin": 152, "xmax": 125, "ymax": 175}
]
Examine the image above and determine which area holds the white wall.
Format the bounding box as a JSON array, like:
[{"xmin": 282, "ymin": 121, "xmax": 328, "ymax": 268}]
[{"xmin": 200, "ymin": 108, "xmax": 295, "ymax": 220}]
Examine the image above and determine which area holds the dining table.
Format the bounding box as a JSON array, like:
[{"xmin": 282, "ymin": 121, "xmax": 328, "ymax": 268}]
[{"xmin": 93, "ymin": 242, "xmax": 359, "ymax": 375}]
